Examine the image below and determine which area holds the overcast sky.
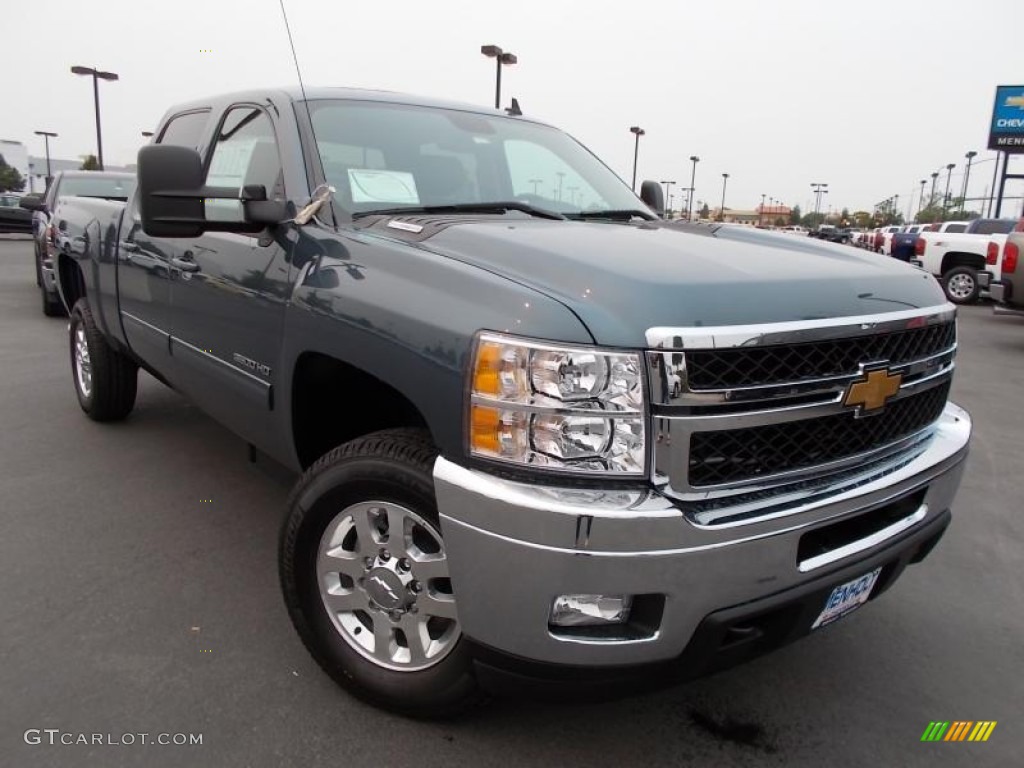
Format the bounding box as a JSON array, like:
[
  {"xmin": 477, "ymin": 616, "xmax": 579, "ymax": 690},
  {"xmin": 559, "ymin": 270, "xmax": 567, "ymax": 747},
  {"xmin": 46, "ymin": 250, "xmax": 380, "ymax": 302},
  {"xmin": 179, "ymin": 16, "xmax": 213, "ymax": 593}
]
[{"xmin": 4, "ymin": 0, "xmax": 1022, "ymax": 216}]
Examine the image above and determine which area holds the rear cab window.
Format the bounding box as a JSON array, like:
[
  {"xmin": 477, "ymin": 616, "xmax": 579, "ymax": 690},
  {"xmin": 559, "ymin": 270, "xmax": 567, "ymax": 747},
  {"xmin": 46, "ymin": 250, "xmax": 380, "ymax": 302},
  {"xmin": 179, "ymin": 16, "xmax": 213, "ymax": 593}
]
[{"xmin": 973, "ymin": 219, "xmax": 1014, "ymax": 236}]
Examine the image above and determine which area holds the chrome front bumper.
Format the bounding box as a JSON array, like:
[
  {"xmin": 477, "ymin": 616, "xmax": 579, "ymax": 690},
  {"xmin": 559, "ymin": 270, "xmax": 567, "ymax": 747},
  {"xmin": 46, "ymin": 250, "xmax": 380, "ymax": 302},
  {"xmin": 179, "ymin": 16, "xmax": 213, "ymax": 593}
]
[{"xmin": 435, "ymin": 402, "xmax": 971, "ymax": 667}]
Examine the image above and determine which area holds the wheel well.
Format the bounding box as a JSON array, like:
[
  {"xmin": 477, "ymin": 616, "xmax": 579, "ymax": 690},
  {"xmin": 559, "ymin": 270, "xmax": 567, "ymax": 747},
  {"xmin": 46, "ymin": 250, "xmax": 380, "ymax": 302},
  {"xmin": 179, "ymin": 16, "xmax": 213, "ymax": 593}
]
[
  {"xmin": 58, "ymin": 254, "xmax": 86, "ymax": 310},
  {"xmin": 940, "ymin": 252, "xmax": 985, "ymax": 275},
  {"xmin": 291, "ymin": 352, "xmax": 431, "ymax": 469}
]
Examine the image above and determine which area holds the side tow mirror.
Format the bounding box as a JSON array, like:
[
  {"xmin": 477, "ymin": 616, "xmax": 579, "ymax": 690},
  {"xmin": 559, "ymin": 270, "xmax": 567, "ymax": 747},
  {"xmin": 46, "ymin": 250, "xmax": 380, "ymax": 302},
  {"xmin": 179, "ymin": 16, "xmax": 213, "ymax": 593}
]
[
  {"xmin": 639, "ymin": 180, "xmax": 664, "ymax": 217},
  {"xmin": 137, "ymin": 144, "xmax": 287, "ymax": 238},
  {"xmin": 138, "ymin": 144, "xmax": 206, "ymax": 238}
]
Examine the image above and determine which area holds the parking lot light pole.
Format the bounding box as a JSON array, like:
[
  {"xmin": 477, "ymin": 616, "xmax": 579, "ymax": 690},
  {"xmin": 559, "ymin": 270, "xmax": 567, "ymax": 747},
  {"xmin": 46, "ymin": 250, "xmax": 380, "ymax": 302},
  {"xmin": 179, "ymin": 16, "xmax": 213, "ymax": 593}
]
[
  {"xmin": 719, "ymin": 173, "xmax": 729, "ymax": 222},
  {"xmin": 660, "ymin": 180, "xmax": 675, "ymax": 214},
  {"xmin": 760, "ymin": 193, "xmax": 766, "ymax": 226},
  {"xmin": 918, "ymin": 179, "xmax": 927, "ymax": 216},
  {"xmin": 943, "ymin": 163, "xmax": 955, "ymax": 218},
  {"xmin": 480, "ymin": 45, "xmax": 517, "ymax": 110},
  {"xmin": 961, "ymin": 151, "xmax": 977, "ymax": 214},
  {"xmin": 811, "ymin": 182, "xmax": 828, "ymax": 216},
  {"xmin": 687, "ymin": 155, "xmax": 699, "ymax": 220},
  {"xmin": 629, "ymin": 126, "xmax": 645, "ymax": 191},
  {"xmin": 34, "ymin": 131, "xmax": 57, "ymax": 187},
  {"xmin": 929, "ymin": 172, "xmax": 939, "ymax": 210},
  {"xmin": 71, "ymin": 66, "xmax": 119, "ymax": 171}
]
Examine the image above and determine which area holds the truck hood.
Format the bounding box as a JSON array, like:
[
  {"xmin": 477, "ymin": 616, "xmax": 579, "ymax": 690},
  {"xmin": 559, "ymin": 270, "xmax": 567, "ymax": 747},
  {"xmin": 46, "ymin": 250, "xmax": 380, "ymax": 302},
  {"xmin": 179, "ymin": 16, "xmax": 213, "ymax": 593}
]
[{"xmin": 386, "ymin": 219, "xmax": 947, "ymax": 348}]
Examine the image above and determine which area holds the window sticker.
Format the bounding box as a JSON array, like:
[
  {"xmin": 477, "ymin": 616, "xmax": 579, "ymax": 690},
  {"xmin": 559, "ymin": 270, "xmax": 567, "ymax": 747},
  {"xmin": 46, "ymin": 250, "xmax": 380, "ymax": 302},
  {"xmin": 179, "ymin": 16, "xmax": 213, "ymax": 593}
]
[
  {"xmin": 207, "ymin": 139, "xmax": 258, "ymax": 188},
  {"xmin": 348, "ymin": 169, "xmax": 420, "ymax": 205}
]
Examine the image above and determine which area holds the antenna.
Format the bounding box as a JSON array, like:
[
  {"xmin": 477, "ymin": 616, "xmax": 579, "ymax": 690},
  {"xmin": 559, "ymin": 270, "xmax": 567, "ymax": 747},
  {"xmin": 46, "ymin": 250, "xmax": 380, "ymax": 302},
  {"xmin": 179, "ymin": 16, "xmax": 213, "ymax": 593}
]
[{"xmin": 278, "ymin": 0, "xmax": 337, "ymax": 226}]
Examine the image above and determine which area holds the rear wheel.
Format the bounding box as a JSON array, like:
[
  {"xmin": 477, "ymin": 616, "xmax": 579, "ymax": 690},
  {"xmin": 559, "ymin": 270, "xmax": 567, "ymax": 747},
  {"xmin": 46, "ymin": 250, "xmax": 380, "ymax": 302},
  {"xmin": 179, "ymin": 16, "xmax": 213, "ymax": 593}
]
[
  {"xmin": 69, "ymin": 299, "xmax": 138, "ymax": 421},
  {"xmin": 943, "ymin": 266, "xmax": 980, "ymax": 305},
  {"xmin": 279, "ymin": 428, "xmax": 481, "ymax": 717}
]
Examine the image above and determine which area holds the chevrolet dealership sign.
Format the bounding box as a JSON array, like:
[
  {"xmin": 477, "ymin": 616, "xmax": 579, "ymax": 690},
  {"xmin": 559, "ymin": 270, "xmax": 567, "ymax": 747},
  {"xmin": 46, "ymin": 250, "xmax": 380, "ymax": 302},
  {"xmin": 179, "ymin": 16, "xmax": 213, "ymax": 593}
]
[{"xmin": 989, "ymin": 85, "xmax": 1024, "ymax": 152}]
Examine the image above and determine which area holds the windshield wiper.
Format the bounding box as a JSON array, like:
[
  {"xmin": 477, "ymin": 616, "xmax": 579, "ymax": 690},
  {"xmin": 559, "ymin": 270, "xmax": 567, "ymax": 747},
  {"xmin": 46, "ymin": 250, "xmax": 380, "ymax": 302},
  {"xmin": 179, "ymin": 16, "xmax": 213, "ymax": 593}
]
[
  {"xmin": 352, "ymin": 202, "xmax": 566, "ymax": 221},
  {"xmin": 568, "ymin": 209, "xmax": 657, "ymax": 221}
]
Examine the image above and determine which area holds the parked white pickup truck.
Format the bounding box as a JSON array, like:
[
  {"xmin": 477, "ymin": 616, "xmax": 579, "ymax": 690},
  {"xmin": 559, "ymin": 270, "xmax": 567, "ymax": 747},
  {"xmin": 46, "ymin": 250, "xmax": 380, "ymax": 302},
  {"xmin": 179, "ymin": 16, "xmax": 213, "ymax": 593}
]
[{"xmin": 912, "ymin": 218, "xmax": 1018, "ymax": 304}]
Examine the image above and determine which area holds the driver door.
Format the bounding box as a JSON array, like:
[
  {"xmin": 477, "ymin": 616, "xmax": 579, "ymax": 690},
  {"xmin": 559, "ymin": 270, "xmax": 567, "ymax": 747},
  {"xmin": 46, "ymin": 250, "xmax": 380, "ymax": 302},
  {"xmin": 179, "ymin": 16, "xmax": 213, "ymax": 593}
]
[{"xmin": 165, "ymin": 104, "xmax": 292, "ymax": 448}]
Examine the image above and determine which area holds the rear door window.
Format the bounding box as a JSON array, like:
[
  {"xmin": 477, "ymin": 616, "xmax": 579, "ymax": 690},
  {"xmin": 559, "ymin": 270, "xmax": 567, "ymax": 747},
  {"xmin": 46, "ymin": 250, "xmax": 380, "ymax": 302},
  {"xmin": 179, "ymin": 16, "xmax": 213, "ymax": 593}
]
[{"xmin": 158, "ymin": 110, "xmax": 211, "ymax": 149}]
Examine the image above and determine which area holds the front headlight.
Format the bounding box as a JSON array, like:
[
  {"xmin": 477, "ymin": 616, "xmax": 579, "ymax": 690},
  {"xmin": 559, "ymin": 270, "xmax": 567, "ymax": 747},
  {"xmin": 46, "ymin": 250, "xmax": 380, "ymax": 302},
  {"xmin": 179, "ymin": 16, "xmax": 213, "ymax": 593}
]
[{"xmin": 468, "ymin": 333, "xmax": 646, "ymax": 476}]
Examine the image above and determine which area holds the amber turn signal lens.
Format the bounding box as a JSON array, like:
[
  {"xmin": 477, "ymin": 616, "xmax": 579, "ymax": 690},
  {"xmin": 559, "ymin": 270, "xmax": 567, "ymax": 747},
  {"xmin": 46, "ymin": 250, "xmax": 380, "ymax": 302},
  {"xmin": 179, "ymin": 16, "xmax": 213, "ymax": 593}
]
[
  {"xmin": 472, "ymin": 342, "xmax": 503, "ymax": 396},
  {"xmin": 470, "ymin": 404, "xmax": 501, "ymax": 453}
]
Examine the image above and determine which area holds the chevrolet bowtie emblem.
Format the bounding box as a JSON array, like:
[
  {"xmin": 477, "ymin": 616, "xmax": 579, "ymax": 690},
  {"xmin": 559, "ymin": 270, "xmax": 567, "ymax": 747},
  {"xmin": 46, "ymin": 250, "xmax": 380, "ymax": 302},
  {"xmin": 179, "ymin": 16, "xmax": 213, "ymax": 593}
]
[
  {"xmin": 1006, "ymin": 94, "xmax": 1024, "ymax": 109},
  {"xmin": 844, "ymin": 367, "xmax": 903, "ymax": 415}
]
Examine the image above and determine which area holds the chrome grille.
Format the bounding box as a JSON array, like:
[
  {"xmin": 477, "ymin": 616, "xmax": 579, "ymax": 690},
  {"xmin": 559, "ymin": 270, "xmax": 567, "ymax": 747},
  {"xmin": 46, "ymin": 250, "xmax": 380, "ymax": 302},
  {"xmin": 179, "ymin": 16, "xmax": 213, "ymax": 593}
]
[
  {"xmin": 648, "ymin": 304, "xmax": 958, "ymax": 510},
  {"xmin": 688, "ymin": 381, "xmax": 950, "ymax": 486},
  {"xmin": 685, "ymin": 321, "xmax": 956, "ymax": 390}
]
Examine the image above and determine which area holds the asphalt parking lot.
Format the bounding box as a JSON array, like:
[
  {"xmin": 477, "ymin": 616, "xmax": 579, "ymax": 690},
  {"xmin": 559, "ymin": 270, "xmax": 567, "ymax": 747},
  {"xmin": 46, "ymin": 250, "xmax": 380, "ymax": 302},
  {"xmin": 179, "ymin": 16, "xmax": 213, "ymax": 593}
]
[{"xmin": 1, "ymin": 236, "xmax": 1020, "ymax": 767}]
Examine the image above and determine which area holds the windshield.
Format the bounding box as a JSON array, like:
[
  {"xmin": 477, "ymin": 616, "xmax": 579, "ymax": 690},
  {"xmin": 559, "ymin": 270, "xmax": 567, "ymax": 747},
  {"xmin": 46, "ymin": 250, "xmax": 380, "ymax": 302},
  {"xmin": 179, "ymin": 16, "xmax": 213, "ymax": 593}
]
[
  {"xmin": 306, "ymin": 99, "xmax": 649, "ymax": 217},
  {"xmin": 60, "ymin": 176, "xmax": 137, "ymax": 200}
]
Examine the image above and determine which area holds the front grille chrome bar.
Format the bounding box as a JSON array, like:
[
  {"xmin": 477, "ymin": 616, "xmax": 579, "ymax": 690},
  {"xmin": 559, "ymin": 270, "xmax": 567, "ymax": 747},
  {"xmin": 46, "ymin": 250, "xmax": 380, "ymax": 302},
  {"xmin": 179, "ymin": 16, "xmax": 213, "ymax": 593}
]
[{"xmin": 645, "ymin": 303, "xmax": 956, "ymax": 350}]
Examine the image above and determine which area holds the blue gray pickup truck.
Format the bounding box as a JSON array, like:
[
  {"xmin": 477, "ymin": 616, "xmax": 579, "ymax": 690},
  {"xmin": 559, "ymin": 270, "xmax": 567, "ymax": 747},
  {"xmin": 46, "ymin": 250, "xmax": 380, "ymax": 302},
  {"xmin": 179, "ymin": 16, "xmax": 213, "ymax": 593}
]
[{"xmin": 52, "ymin": 87, "xmax": 971, "ymax": 716}]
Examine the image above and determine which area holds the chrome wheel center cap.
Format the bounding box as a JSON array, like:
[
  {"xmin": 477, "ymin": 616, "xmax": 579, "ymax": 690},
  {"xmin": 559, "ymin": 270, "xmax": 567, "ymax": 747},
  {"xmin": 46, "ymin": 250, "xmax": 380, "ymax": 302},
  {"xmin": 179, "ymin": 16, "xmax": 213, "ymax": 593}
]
[{"xmin": 364, "ymin": 566, "xmax": 408, "ymax": 610}]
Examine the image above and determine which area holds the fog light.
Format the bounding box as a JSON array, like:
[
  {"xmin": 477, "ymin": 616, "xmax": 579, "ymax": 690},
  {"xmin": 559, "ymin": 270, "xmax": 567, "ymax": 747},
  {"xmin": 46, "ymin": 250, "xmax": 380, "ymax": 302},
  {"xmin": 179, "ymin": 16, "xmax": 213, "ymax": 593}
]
[{"xmin": 550, "ymin": 594, "xmax": 633, "ymax": 627}]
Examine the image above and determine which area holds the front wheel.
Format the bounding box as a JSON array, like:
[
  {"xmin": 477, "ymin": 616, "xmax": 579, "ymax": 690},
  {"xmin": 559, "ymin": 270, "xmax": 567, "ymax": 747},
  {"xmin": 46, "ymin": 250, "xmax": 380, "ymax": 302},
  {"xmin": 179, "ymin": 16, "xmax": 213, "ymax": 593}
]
[
  {"xmin": 279, "ymin": 428, "xmax": 481, "ymax": 717},
  {"xmin": 943, "ymin": 266, "xmax": 980, "ymax": 305}
]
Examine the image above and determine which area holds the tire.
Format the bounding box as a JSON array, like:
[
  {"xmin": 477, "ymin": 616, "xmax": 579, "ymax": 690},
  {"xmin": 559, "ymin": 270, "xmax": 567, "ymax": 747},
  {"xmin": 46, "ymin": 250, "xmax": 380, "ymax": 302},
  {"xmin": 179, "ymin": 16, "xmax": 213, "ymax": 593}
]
[
  {"xmin": 69, "ymin": 298, "xmax": 138, "ymax": 421},
  {"xmin": 279, "ymin": 428, "xmax": 482, "ymax": 718},
  {"xmin": 942, "ymin": 266, "xmax": 980, "ymax": 305}
]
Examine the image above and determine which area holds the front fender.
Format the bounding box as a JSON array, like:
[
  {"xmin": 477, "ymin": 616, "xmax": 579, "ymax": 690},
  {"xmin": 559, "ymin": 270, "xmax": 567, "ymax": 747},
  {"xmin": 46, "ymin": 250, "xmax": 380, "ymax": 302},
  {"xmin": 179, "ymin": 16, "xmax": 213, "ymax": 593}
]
[{"xmin": 277, "ymin": 226, "xmax": 594, "ymax": 464}]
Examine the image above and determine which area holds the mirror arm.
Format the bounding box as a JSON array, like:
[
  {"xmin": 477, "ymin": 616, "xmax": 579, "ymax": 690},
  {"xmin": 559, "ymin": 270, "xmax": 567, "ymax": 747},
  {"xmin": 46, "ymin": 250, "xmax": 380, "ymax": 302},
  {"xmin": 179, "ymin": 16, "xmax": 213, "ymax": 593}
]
[
  {"xmin": 151, "ymin": 184, "xmax": 268, "ymax": 203},
  {"xmin": 244, "ymin": 199, "xmax": 289, "ymax": 225}
]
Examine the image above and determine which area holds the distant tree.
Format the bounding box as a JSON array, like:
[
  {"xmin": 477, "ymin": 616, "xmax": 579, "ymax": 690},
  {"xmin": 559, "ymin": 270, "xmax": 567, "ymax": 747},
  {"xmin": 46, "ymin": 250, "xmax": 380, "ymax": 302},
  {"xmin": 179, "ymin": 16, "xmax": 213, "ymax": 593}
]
[
  {"xmin": 774, "ymin": 216, "xmax": 786, "ymax": 227},
  {"xmin": 0, "ymin": 154, "xmax": 26, "ymax": 192},
  {"xmin": 946, "ymin": 199, "xmax": 981, "ymax": 220},
  {"xmin": 80, "ymin": 154, "xmax": 100, "ymax": 171},
  {"xmin": 699, "ymin": 202, "xmax": 710, "ymax": 220},
  {"xmin": 840, "ymin": 207, "xmax": 850, "ymax": 222},
  {"xmin": 789, "ymin": 205, "xmax": 802, "ymax": 225},
  {"xmin": 852, "ymin": 211, "xmax": 873, "ymax": 228},
  {"xmin": 802, "ymin": 212, "xmax": 825, "ymax": 228},
  {"xmin": 916, "ymin": 207, "xmax": 944, "ymax": 224}
]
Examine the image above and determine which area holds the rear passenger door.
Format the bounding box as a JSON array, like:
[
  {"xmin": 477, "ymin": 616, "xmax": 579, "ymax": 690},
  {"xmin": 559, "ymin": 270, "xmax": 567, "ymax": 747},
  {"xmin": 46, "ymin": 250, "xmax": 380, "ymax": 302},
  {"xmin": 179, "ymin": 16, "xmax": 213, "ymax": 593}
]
[{"xmin": 118, "ymin": 109, "xmax": 210, "ymax": 368}]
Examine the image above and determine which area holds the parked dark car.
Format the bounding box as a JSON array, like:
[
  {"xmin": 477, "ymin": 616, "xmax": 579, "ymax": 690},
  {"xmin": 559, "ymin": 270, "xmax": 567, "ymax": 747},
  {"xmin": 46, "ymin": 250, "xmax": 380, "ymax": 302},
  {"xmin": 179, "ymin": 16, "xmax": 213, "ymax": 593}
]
[
  {"xmin": 51, "ymin": 87, "xmax": 970, "ymax": 717},
  {"xmin": 0, "ymin": 192, "xmax": 33, "ymax": 233},
  {"xmin": 19, "ymin": 171, "xmax": 136, "ymax": 315}
]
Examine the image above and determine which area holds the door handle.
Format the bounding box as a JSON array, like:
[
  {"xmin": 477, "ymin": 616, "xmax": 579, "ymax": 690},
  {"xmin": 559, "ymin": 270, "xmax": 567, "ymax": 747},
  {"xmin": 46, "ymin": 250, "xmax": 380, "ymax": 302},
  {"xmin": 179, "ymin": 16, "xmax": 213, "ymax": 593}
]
[
  {"xmin": 171, "ymin": 256, "xmax": 201, "ymax": 273},
  {"xmin": 119, "ymin": 241, "xmax": 140, "ymax": 262}
]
